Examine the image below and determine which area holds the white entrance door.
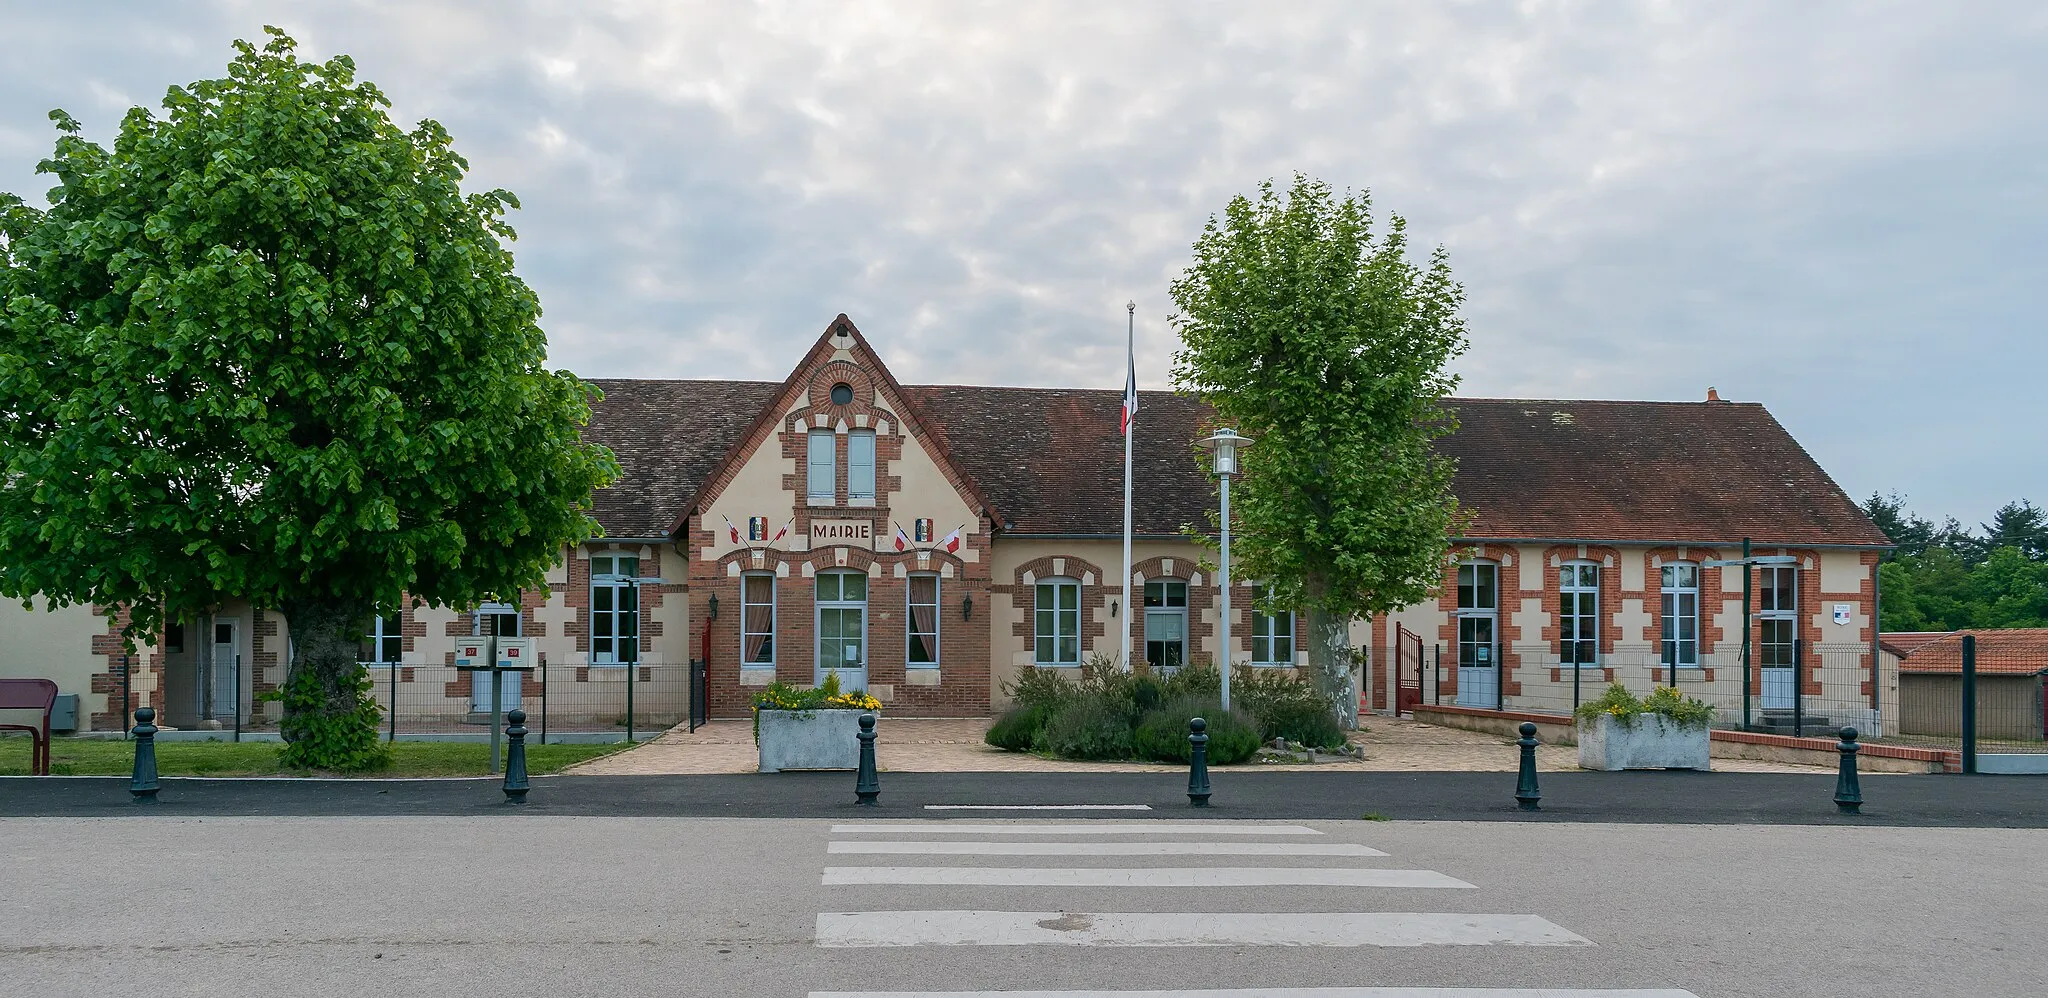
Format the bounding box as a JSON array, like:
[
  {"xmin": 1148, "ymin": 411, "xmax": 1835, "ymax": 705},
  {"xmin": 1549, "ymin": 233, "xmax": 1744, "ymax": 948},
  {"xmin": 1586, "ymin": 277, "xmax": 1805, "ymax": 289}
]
[
  {"xmin": 1456, "ymin": 613, "xmax": 1497, "ymax": 707},
  {"xmin": 816, "ymin": 572, "xmax": 868, "ymax": 691},
  {"xmin": 207, "ymin": 619, "xmax": 240, "ymax": 723},
  {"xmin": 1759, "ymin": 614, "xmax": 1796, "ymax": 710},
  {"xmin": 1761, "ymin": 667, "xmax": 1795, "ymax": 709},
  {"xmin": 470, "ymin": 606, "xmax": 522, "ymax": 712}
]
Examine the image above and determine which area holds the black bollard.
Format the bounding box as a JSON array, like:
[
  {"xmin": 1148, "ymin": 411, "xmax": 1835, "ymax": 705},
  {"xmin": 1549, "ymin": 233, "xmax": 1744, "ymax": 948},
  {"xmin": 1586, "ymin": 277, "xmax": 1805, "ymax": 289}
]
[
  {"xmin": 1187, "ymin": 717, "xmax": 1212, "ymax": 807},
  {"xmin": 855, "ymin": 713, "xmax": 880, "ymax": 805},
  {"xmin": 1834, "ymin": 726, "xmax": 1863, "ymax": 814},
  {"xmin": 130, "ymin": 707, "xmax": 161, "ymax": 804},
  {"xmin": 503, "ymin": 708, "xmax": 531, "ymax": 804},
  {"xmin": 1514, "ymin": 721, "xmax": 1541, "ymax": 811}
]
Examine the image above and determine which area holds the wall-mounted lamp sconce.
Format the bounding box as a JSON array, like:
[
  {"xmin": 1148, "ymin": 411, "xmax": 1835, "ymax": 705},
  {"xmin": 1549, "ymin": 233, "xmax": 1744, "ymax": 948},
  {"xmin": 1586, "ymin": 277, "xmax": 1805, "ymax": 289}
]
[
  {"xmin": 707, "ymin": 593, "xmax": 720, "ymax": 620},
  {"xmin": 1110, "ymin": 599, "xmax": 1119, "ymax": 618},
  {"xmin": 961, "ymin": 594, "xmax": 974, "ymax": 620}
]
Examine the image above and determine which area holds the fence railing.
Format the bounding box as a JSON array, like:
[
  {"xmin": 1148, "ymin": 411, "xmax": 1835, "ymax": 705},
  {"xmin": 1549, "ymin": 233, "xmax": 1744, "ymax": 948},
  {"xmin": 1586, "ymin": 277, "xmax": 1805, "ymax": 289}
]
[{"xmin": 1375, "ymin": 631, "xmax": 2048, "ymax": 767}]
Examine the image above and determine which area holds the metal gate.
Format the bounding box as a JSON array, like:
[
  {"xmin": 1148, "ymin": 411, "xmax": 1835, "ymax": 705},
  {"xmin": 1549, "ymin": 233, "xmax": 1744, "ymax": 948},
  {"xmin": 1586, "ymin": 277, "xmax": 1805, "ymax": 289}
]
[{"xmin": 1394, "ymin": 624, "xmax": 1424, "ymax": 716}]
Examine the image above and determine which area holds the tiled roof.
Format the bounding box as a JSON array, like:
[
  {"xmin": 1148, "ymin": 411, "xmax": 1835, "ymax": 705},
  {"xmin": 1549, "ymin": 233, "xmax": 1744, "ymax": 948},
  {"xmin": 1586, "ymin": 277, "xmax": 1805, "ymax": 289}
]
[
  {"xmin": 1880, "ymin": 631, "xmax": 1949, "ymax": 659},
  {"xmin": 1437, "ymin": 399, "xmax": 1890, "ymax": 547},
  {"xmin": 581, "ymin": 381, "xmax": 1888, "ymax": 548},
  {"xmin": 583, "ymin": 378, "xmax": 781, "ymax": 536},
  {"xmin": 1887, "ymin": 630, "xmax": 2048, "ymax": 675},
  {"xmin": 902, "ymin": 385, "xmax": 1216, "ymax": 536}
]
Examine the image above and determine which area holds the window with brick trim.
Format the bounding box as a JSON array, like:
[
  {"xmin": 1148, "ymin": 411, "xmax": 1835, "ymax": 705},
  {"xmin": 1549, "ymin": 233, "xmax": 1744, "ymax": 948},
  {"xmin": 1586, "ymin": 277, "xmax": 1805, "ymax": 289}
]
[
  {"xmin": 361, "ymin": 613, "xmax": 402, "ymax": 666},
  {"xmin": 477, "ymin": 603, "xmax": 521, "ymax": 637},
  {"xmin": 848, "ymin": 429, "xmax": 876, "ymax": 503},
  {"xmin": 742, "ymin": 573, "xmax": 776, "ymax": 665},
  {"xmin": 907, "ymin": 573, "xmax": 940, "ymax": 667},
  {"xmin": 806, "ymin": 429, "xmax": 835, "ymax": 505},
  {"xmin": 1660, "ymin": 563, "xmax": 1699, "ymax": 668},
  {"xmin": 1251, "ymin": 586, "xmax": 1294, "ymax": 666},
  {"xmin": 1560, "ymin": 561, "xmax": 1599, "ymax": 667},
  {"xmin": 590, "ymin": 554, "xmax": 641, "ymax": 666},
  {"xmin": 1034, "ymin": 579, "xmax": 1081, "ymax": 666},
  {"xmin": 1144, "ymin": 579, "xmax": 1187, "ymax": 671}
]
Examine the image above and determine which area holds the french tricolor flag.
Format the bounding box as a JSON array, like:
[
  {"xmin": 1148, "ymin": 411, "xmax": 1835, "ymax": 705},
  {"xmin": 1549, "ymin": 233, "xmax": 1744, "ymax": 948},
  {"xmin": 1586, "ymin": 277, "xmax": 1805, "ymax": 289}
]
[
  {"xmin": 940, "ymin": 526, "xmax": 964, "ymax": 554},
  {"xmin": 1121, "ymin": 340, "xmax": 1139, "ymax": 436}
]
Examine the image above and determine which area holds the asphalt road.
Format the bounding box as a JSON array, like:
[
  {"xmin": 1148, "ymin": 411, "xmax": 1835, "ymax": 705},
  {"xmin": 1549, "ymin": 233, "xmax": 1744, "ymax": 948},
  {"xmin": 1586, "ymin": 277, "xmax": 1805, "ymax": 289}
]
[
  {"xmin": 3, "ymin": 769, "xmax": 2045, "ymax": 826},
  {"xmin": 3, "ymin": 814, "xmax": 2042, "ymax": 998}
]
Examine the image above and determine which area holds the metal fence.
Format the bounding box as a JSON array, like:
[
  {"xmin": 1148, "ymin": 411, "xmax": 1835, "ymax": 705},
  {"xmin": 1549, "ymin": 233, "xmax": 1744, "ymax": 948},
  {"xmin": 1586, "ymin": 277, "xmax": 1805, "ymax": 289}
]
[
  {"xmin": 1381, "ymin": 638, "xmax": 1886, "ymax": 738},
  {"xmin": 1376, "ymin": 630, "xmax": 2048, "ymax": 767},
  {"xmin": 1889, "ymin": 633, "xmax": 2047, "ymax": 764},
  {"xmin": 119, "ymin": 654, "xmax": 710, "ymax": 743}
]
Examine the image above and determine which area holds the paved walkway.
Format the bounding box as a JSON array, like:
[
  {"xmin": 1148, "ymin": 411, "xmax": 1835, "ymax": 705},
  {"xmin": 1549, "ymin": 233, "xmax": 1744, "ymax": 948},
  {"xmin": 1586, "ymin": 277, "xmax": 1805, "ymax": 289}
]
[{"xmin": 563, "ymin": 714, "xmax": 1829, "ymax": 775}]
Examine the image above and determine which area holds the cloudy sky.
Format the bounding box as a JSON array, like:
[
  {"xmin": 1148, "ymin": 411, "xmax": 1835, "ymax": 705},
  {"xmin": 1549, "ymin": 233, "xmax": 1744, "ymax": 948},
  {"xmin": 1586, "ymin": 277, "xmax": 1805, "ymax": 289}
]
[{"xmin": 3, "ymin": 1, "xmax": 2042, "ymax": 527}]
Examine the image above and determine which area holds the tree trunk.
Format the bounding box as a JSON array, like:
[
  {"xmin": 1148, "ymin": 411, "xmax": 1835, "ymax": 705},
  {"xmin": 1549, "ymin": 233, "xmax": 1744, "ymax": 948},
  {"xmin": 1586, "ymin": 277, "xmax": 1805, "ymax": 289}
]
[
  {"xmin": 278, "ymin": 595, "xmax": 364, "ymax": 741},
  {"xmin": 1307, "ymin": 607, "xmax": 1360, "ymax": 729}
]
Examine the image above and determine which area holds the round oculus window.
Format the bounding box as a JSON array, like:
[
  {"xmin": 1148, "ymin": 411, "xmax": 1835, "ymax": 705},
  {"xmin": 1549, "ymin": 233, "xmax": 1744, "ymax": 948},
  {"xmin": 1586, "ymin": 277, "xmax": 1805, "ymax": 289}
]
[{"xmin": 829, "ymin": 383, "xmax": 854, "ymax": 406}]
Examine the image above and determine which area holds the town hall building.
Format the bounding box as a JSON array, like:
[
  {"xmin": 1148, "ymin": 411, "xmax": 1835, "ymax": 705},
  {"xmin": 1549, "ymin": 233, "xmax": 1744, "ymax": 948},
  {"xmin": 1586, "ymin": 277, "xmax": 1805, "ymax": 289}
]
[{"xmin": 3, "ymin": 315, "xmax": 1895, "ymax": 736}]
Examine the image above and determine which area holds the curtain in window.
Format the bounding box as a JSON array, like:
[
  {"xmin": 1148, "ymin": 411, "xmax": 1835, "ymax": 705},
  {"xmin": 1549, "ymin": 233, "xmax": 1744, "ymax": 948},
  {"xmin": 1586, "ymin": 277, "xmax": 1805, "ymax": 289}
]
[
  {"xmin": 743, "ymin": 576, "xmax": 774, "ymax": 663},
  {"xmin": 908, "ymin": 575, "xmax": 938, "ymax": 662}
]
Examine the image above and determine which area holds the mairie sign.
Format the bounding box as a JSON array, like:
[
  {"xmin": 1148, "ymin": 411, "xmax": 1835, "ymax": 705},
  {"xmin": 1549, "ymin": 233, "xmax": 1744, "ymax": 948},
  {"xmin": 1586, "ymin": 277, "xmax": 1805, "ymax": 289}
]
[{"xmin": 808, "ymin": 518, "xmax": 875, "ymax": 549}]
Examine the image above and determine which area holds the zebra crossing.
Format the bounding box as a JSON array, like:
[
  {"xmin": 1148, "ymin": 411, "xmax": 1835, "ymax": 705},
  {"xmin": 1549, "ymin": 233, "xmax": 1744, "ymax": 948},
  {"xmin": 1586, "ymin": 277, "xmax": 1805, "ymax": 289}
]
[{"xmin": 808, "ymin": 818, "xmax": 1701, "ymax": 997}]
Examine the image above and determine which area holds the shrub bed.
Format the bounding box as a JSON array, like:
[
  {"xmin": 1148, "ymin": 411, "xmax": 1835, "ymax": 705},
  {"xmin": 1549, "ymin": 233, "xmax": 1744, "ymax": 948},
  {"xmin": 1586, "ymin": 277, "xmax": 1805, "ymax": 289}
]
[
  {"xmin": 1232, "ymin": 667, "xmax": 1345, "ymax": 749},
  {"xmin": 990, "ymin": 658, "xmax": 1289, "ymax": 764},
  {"xmin": 1133, "ymin": 694, "xmax": 1261, "ymax": 764},
  {"xmin": 1038, "ymin": 694, "xmax": 1136, "ymax": 760}
]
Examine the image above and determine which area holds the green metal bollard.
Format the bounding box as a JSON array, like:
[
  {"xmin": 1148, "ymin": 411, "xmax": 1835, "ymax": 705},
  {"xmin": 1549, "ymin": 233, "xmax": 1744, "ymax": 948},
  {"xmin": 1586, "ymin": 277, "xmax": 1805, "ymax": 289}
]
[
  {"xmin": 130, "ymin": 707, "xmax": 161, "ymax": 804},
  {"xmin": 1187, "ymin": 717, "xmax": 1212, "ymax": 807},
  {"xmin": 1833, "ymin": 726, "xmax": 1863, "ymax": 814},
  {"xmin": 855, "ymin": 713, "xmax": 880, "ymax": 805},
  {"xmin": 1514, "ymin": 721, "xmax": 1541, "ymax": 811},
  {"xmin": 503, "ymin": 709, "xmax": 531, "ymax": 804}
]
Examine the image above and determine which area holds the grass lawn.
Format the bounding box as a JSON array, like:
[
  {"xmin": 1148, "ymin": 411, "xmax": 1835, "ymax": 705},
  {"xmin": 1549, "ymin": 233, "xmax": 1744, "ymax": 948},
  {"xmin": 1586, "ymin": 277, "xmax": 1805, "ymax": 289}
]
[{"xmin": 0, "ymin": 736, "xmax": 636, "ymax": 777}]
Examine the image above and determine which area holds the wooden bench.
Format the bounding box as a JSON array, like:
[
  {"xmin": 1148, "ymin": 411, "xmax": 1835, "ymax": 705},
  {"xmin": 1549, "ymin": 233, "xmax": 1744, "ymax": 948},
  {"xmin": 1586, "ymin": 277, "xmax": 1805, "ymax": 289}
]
[{"xmin": 0, "ymin": 679, "xmax": 60, "ymax": 775}]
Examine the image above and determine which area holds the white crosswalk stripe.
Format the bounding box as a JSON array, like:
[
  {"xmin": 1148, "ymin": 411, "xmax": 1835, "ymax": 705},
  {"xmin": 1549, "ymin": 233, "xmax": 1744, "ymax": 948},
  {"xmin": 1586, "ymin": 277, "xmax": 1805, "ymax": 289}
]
[
  {"xmin": 829, "ymin": 839, "xmax": 1385, "ymax": 856},
  {"xmin": 811, "ymin": 991, "xmax": 1700, "ymax": 997},
  {"xmin": 812, "ymin": 817, "xmax": 1694, "ymax": 995},
  {"xmin": 816, "ymin": 910, "xmax": 1591, "ymax": 948},
  {"xmin": 821, "ymin": 866, "xmax": 1474, "ymax": 888},
  {"xmin": 830, "ymin": 822, "xmax": 1322, "ymax": 835}
]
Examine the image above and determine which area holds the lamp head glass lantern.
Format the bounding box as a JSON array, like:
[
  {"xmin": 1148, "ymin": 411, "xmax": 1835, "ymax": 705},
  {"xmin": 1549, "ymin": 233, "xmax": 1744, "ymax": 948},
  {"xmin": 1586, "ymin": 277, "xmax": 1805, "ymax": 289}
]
[{"xmin": 1199, "ymin": 428, "xmax": 1254, "ymax": 477}]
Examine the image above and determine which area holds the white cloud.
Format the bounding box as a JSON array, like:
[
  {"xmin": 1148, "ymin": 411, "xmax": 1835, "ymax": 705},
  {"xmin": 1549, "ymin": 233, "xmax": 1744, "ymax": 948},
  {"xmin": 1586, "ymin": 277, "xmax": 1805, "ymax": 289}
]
[{"xmin": 1, "ymin": 0, "xmax": 2043, "ymax": 524}]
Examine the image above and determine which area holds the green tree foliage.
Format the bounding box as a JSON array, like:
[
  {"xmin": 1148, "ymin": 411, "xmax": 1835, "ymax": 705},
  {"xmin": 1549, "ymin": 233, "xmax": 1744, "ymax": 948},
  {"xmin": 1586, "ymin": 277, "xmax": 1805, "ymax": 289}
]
[
  {"xmin": 1169, "ymin": 176, "xmax": 1466, "ymax": 727},
  {"xmin": 0, "ymin": 29, "xmax": 618, "ymax": 768},
  {"xmin": 1865, "ymin": 495, "xmax": 2048, "ymax": 631}
]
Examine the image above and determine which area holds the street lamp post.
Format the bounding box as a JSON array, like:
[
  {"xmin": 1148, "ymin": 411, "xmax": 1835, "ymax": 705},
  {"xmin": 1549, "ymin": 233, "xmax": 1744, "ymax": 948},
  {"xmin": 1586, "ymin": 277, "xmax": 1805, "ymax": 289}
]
[{"xmin": 1200, "ymin": 429, "xmax": 1253, "ymax": 712}]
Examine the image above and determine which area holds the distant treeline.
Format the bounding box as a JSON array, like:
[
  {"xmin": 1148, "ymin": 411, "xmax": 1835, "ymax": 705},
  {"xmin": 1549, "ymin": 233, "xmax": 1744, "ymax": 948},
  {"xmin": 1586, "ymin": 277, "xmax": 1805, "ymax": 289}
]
[{"xmin": 1863, "ymin": 495, "xmax": 2047, "ymax": 632}]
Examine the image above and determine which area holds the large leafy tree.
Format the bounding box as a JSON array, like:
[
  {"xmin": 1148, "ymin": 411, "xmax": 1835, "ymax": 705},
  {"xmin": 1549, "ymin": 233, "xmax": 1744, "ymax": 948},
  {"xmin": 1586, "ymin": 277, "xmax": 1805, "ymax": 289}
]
[
  {"xmin": 0, "ymin": 29, "xmax": 618, "ymax": 767},
  {"xmin": 1170, "ymin": 175, "xmax": 1467, "ymax": 728},
  {"xmin": 1864, "ymin": 494, "xmax": 2048, "ymax": 630}
]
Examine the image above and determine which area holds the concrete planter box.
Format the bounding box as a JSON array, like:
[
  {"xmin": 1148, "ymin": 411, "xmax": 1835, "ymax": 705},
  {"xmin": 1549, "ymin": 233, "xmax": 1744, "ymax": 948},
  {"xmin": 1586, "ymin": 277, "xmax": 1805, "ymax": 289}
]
[
  {"xmin": 1577, "ymin": 713, "xmax": 1710, "ymax": 771},
  {"xmin": 757, "ymin": 709, "xmax": 870, "ymax": 773}
]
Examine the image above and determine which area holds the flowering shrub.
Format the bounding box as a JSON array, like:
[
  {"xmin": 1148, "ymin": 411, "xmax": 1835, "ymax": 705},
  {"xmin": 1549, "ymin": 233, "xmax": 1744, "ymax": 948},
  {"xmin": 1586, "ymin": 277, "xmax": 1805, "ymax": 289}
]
[
  {"xmin": 1574, "ymin": 682, "xmax": 1715, "ymax": 730},
  {"xmin": 751, "ymin": 674, "xmax": 881, "ymax": 743}
]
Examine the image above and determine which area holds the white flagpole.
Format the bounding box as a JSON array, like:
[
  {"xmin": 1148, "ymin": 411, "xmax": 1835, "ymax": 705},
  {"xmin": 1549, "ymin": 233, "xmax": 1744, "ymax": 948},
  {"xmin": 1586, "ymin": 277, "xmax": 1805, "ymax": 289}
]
[{"xmin": 1121, "ymin": 301, "xmax": 1136, "ymax": 673}]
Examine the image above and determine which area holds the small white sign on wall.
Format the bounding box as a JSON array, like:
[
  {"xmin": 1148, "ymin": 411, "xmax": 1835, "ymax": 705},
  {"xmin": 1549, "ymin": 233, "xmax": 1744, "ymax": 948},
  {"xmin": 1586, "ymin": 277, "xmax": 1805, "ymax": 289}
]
[{"xmin": 1832, "ymin": 603, "xmax": 1853, "ymax": 626}]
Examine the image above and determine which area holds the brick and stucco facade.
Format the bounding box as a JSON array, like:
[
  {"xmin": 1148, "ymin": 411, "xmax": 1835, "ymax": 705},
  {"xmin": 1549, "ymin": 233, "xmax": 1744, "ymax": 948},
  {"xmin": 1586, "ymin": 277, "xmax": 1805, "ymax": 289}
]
[{"xmin": 0, "ymin": 314, "xmax": 1892, "ymax": 731}]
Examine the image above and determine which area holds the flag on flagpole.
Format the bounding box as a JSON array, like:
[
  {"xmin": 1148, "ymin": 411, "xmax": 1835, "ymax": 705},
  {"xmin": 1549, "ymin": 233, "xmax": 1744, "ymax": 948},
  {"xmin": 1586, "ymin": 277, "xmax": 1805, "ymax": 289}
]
[
  {"xmin": 722, "ymin": 514, "xmax": 741, "ymax": 545},
  {"xmin": 939, "ymin": 525, "xmax": 964, "ymax": 554},
  {"xmin": 892, "ymin": 523, "xmax": 912, "ymax": 552},
  {"xmin": 1121, "ymin": 337, "xmax": 1140, "ymax": 436},
  {"xmin": 771, "ymin": 517, "xmax": 793, "ymax": 544}
]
